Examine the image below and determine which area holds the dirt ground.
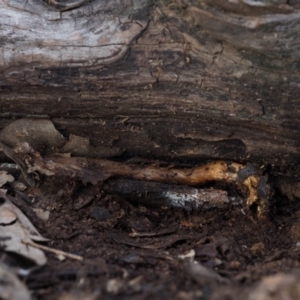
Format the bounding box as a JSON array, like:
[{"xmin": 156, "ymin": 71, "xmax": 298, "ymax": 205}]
[{"xmin": 4, "ymin": 172, "xmax": 298, "ymax": 300}]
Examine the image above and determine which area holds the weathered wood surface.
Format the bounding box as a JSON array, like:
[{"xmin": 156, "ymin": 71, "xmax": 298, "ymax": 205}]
[{"xmin": 0, "ymin": 0, "xmax": 299, "ymax": 171}]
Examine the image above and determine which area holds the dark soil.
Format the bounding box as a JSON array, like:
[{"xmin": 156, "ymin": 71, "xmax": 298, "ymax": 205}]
[{"xmin": 9, "ymin": 174, "xmax": 300, "ymax": 300}]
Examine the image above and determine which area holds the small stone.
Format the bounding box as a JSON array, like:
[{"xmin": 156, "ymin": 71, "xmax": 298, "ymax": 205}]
[
  {"xmin": 86, "ymin": 229, "xmax": 95, "ymax": 236},
  {"xmin": 106, "ymin": 278, "xmax": 124, "ymax": 294},
  {"xmin": 228, "ymin": 260, "xmax": 241, "ymax": 270},
  {"xmin": 33, "ymin": 208, "xmax": 50, "ymax": 221},
  {"xmin": 178, "ymin": 249, "xmax": 196, "ymax": 260},
  {"xmin": 90, "ymin": 206, "xmax": 110, "ymax": 221},
  {"xmin": 250, "ymin": 242, "xmax": 265, "ymax": 257}
]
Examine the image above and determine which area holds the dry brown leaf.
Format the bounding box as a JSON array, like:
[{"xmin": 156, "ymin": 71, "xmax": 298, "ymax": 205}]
[
  {"xmin": 0, "ymin": 263, "xmax": 31, "ymax": 300},
  {"xmin": 0, "ymin": 170, "xmax": 14, "ymax": 187},
  {"xmin": 0, "ymin": 224, "xmax": 47, "ymax": 266},
  {"xmin": 0, "ymin": 191, "xmax": 48, "ymax": 266},
  {"xmin": 0, "ymin": 204, "xmax": 17, "ymax": 225}
]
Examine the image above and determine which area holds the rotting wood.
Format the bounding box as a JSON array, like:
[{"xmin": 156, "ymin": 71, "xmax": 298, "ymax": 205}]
[
  {"xmin": 103, "ymin": 178, "xmax": 240, "ymax": 210},
  {"xmin": 0, "ymin": 120, "xmax": 267, "ymax": 213},
  {"xmin": 22, "ymin": 149, "xmax": 268, "ymax": 214},
  {"xmin": 0, "ymin": 0, "xmax": 300, "ymax": 175}
]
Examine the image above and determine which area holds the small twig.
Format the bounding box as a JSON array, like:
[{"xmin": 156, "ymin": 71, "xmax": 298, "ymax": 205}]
[
  {"xmin": 22, "ymin": 239, "xmax": 83, "ymax": 261},
  {"xmin": 110, "ymin": 233, "xmax": 203, "ymax": 250},
  {"xmin": 129, "ymin": 227, "xmax": 177, "ymax": 238}
]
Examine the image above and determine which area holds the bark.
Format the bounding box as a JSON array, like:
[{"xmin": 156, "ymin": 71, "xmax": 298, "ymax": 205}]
[{"xmin": 0, "ymin": 0, "xmax": 299, "ymax": 174}]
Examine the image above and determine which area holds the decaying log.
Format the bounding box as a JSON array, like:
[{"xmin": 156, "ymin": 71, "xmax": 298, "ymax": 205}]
[{"xmin": 0, "ymin": 0, "xmax": 300, "ymax": 177}]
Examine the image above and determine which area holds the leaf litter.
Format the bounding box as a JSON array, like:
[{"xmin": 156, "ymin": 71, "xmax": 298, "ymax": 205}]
[
  {"xmin": 0, "ymin": 263, "xmax": 31, "ymax": 300},
  {"xmin": 0, "ymin": 190, "xmax": 48, "ymax": 266}
]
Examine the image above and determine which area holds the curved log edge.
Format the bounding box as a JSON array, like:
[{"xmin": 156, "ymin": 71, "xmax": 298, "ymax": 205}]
[{"xmin": 0, "ymin": 0, "xmax": 299, "ymax": 174}]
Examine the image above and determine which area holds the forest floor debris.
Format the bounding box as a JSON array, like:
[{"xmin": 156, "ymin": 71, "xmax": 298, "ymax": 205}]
[{"xmin": 0, "ymin": 119, "xmax": 300, "ymax": 300}]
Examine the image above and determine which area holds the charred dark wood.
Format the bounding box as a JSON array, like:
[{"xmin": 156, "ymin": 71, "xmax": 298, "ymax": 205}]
[{"xmin": 103, "ymin": 178, "xmax": 241, "ymax": 210}]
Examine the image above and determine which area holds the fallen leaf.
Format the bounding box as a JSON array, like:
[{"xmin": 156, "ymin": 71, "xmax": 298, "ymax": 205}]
[
  {"xmin": 0, "ymin": 223, "xmax": 47, "ymax": 266},
  {"xmin": 0, "ymin": 170, "xmax": 14, "ymax": 187},
  {"xmin": 0, "ymin": 263, "xmax": 31, "ymax": 300},
  {"xmin": 0, "ymin": 191, "xmax": 48, "ymax": 266},
  {"xmin": 0, "ymin": 205, "xmax": 17, "ymax": 225}
]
